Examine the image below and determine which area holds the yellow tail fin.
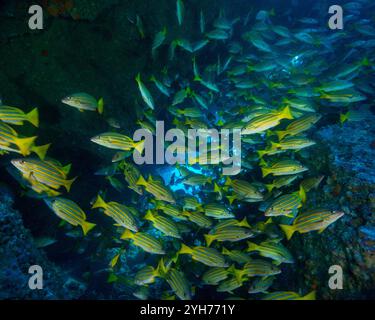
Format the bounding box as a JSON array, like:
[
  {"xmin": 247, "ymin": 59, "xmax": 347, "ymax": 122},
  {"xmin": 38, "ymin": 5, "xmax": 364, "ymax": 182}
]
[
  {"xmin": 239, "ymin": 218, "xmax": 251, "ymax": 228},
  {"xmin": 265, "ymin": 184, "xmax": 275, "ymax": 192},
  {"xmin": 275, "ymin": 130, "xmax": 286, "ymax": 141},
  {"xmin": 298, "ymin": 290, "xmax": 316, "ymax": 300},
  {"xmin": 178, "ymin": 243, "xmax": 193, "ymax": 255},
  {"xmin": 31, "ymin": 143, "xmax": 50, "ymax": 160},
  {"xmin": 280, "ymin": 106, "xmax": 293, "ymax": 120},
  {"xmin": 121, "ymin": 229, "xmax": 135, "ymax": 240},
  {"xmin": 204, "ymin": 234, "xmax": 216, "ymax": 247},
  {"xmin": 279, "ymin": 224, "xmax": 296, "ymax": 240},
  {"xmin": 92, "ymin": 194, "xmax": 107, "ymax": 209},
  {"xmin": 136, "ymin": 175, "xmax": 147, "ymax": 186},
  {"xmin": 81, "ymin": 221, "xmax": 96, "ymax": 236},
  {"xmin": 14, "ymin": 136, "xmax": 37, "ymax": 156},
  {"xmin": 247, "ymin": 241, "xmax": 259, "ymax": 252},
  {"xmin": 97, "ymin": 98, "xmax": 104, "ymax": 114},
  {"xmin": 64, "ymin": 177, "xmax": 77, "ymax": 192},
  {"xmin": 144, "ymin": 210, "xmax": 155, "ymax": 221},
  {"xmin": 134, "ymin": 140, "xmax": 145, "ymax": 154},
  {"xmin": 226, "ymin": 195, "xmax": 237, "ymax": 205},
  {"xmin": 340, "ymin": 112, "xmax": 348, "ymax": 124},
  {"xmin": 26, "ymin": 108, "xmax": 39, "ymax": 127},
  {"xmin": 261, "ymin": 167, "xmax": 272, "ymax": 178}
]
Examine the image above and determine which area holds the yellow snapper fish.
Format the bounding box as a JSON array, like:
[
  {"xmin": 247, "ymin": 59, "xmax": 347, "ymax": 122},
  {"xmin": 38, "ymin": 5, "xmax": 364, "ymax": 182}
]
[
  {"xmin": 164, "ymin": 268, "xmax": 191, "ymax": 301},
  {"xmin": 202, "ymin": 267, "xmax": 230, "ymax": 285},
  {"xmin": 144, "ymin": 210, "xmax": 181, "ymax": 239},
  {"xmin": 204, "ymin": 203, "xmax": 234, "ymax": 219},
  {"xmin": 204, "ymin": 227, "xmax": 254, "ymax": 246},
  {"xmin": 178, "ymin": 243, "xmax": 228, "ymax": 267},
  {"xmin": 154, "ymin": 201, "xmax": 187, "ymax": 221},
  {"xmin": 62, "ymin": 92, "xmax": 104, "ymax": 114},
  {"xmin": 137, "ymin": 175, "xmax": 175, "ymax": 204},
  {"xmin": 121, "ymin": 229, "xmax": 165, "ymax": 255},
  {"xmin": 280, "ymin": 209, "xmax": 344, "ymax": 240},
  {"xmin": 135, "ymin": 73, "xmax": 155, "ymax": 110},
  {"xmin": 44, "ymin": 197, "xmax": 96, "ymax": 235},
  {"xmin": 213, "ymin": 218, "xmax": 251, "ymax": 231},
  {"xmin": 300, "ymin": 175, "xmax": 324, "ymax": 192},
  {"xmin": 242, "ymin": 106, "xmax": 293, "ymax": 135},
  {"xmin": 262, "ymin": 291, "xmax": 316, "ymax": 300},
  {"xmin": 247, "ymin": 240, "xmax": 294, "ymax": 264},
  {"xmin": 221, "ymin": 247, "xmax": 252, "ymax": 264},
  {"xmin": 182, "ymin": 211, "xmax": 213, "ymax": 228},
  {"xmin": 11, "ymin": 158, "xmax": 77, "ymax": 192},
  {"xmin": 270, "ymin": 136, "xmax": 316, "ymax": 151},
  {"xmin": 239, "ymin": 259, "xmax": 281, "ymax": 277},
  {"xmin": 91, "ymin": 132, "xmax": 145, "ymax": 153},
  {"xmin": 216, "ymin": 275, "xmax": 247, "ymax": 293},
  {"xmin": 0, "ymin": 121, "xmax": 39, "ymax": 156},
  {"xmin": 0, "ymin": 106, "xmax": 39, "ymax": 127},
  {"xmin": 122, "ymin": 161, "xmax": 143, "ymax": 195},
  {"xmin": 261, "ymin": 159, "xmax": 308, "ymax": 177},
  {"xmin": 275, "ymin": 114, "xmax": 321, "ymax": 140},
  {"xmin": 225, "ymin": 177, "xmax": 263, "ymax": 204},
  {"xmin": 248, "ymin": 276, "xmax": 275, "ymax": 294},
  {"xmin": 92, "ymin": 194, "xmax": 139, "ymax": 232},
  {"xmin": 265, "ymin": 175, "xmax": 300, "ymax": 192},
  {"xmin": 135, "ymin": 265, "xmax": 160, "ymax": 285},
  {"xmin": 265, "ymin": 188, "xmax": 306, "ymax": 217}
]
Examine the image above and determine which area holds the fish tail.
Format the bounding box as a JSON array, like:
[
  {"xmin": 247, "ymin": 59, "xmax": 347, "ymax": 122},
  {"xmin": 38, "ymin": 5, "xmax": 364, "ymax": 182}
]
[
  {"xmin": 26, "ymin": 108, "xmax": 39, "ymax": 127},
  {"xmin": 156, "ymin": 257, "xmax": 168, "ymax": 277},
  {"xmin": 204, "ymin": 234, "xmax": 215, "ymax": 247},
  {"xmin": 226, "ymin": 195, "xmax": 236, "ymax": 205},
  {"xmin": 298, "ymin": 291, "xmax": 316, "ymax": 300},
  {"xmin": 31, "ymin": 143, "xmax": 51, "ymax": 160},
  {"xmin": 213, "ymin": 183, "xmax": 221, "ymax": 193},
  {"xmin": 224, "ymin": 176, "xmax": 232, "ymax": 186},
  {"xmin": 14, "ymin": 136, "xmax": 37, "ymax": 156},
  {"xmin": 261, "ymin": 167, "xmax": 271, "ymax": 178},
  {"xmin": 233, "ymin": 269, "xmax": 245, "ymax": 283},
  {"xmin": 280, "ymin": 106, "xmax": 293, "ymax": 120},
  {"xmin": 299, "ymin": 185, "xmax": 307, "ymax": 203},
  {"xmin": 340, "ymin": 112, "xmax": 348, "ymax": 124},
  {"xmin": 275, "ymin": 130, "xmax": 286, "ymax": 140},
  {"xmin": 222, "ymin": 247, "xmax": 230, "ymax": 255},
  {"xmin": 247, "ymin": 241, "xmax": 259, "ymax": 252},
  {"xmin": 62, "ymin": 164, "xmax": 72, "ymax": 176},
  {"xmin": 257, "ymin": 150, "xmax": 267, "ymax": 158},
  {"xmin": 64, "ymin": 176, "xmax": 77, "ymax": 192},
  {"xmin": 81, "ymin": 221, "xmax": 96, "ymax": 236},
  {"xmin": 279, "ymin": 224, "xmax": 296, "ymax": 240},
  {"xmin": 120, "ymin": 229, "xmax": 135, "ymax": 240},
  {"xmin": 178, "ymin": 243, "xmax": 193, "ymax": 255},
  {"xmin": 265, "ymin": 184, "xmax": 274, "ymax": 192},
  {"xmin": 265, "ymin": 218, "xmax": 273, "ymax": 225},
  {"xmin": 194, "ymin": 75, "xmax": 202, "ymax": 82},
  {"xmin": 97, "ymin": 98, "xmax": 104, "ymax": 114},
  {"xmin": 239, "ymin": 218, "xmax": 251, "ymax": 228},
  {"xmin": 136, "ymin": 175, "xmax": 147, "ymax": 186},
  {"xmin": 270, "ymin": 141, "xmax": 279, "ymax": 149},
  {"xmin": 134, "ymin": 140, "xmax": 145, "ymax": 154},
  {"xmin": 144, "ymin": 210, "xmax": 154, "ymax": 221},
  {"xmin": 135, "ymin": 73, "xmax": 141, "ymax": 83},
  {"xmin": 92, "ymin": 194, "xmax": 106, "ymax": 209}
]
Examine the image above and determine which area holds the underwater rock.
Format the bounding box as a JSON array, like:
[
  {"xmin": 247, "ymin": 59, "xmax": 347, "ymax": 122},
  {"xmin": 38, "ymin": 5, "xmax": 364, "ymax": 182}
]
[
  {"xmin": 0, "ymin": 188, "xmax": 86, "ymax": 299},
  {"xmin": 286, "ymin": 116, "xmax": 375, "ymax": 299}
]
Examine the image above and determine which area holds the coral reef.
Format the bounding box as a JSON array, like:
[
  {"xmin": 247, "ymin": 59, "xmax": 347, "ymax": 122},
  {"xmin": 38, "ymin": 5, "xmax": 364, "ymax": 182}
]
[
  {"xmin": 286, "ymin": 116, "xmax": 375, "ymax": 299},
  {"xmin": 0, "ymin": 186, "xmax": 86, "ymax": 299}
]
